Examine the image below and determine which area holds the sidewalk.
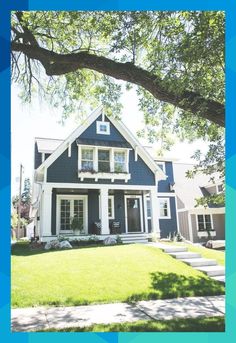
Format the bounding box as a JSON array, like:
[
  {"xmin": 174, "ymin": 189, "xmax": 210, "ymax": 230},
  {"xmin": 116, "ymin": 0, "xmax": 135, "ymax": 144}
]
[{"xmin": 11, "ymin": 295, "xmax": 225, "ymax": 332}]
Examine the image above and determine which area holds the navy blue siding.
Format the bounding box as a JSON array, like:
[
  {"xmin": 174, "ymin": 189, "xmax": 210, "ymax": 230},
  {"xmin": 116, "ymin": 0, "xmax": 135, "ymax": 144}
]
[
  {"xmin": 158, "ymin": 162, "xmax": 175, "ymax": 193},
  {"xmin": 159, "ymin": 197, "xmax": 178, "ymax": 238},
  {"xmin": 47, "ymin": 118, "xmax": 155, "ymax": 185},
  {"xmin": 80, "ymin": 115, "xmax": 130, "ymax": 144}
]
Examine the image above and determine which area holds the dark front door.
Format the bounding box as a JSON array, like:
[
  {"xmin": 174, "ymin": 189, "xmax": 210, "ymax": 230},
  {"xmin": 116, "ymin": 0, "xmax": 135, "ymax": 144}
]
[{"xmin": 126, "ymin": 197, "xmax": 142, "ymax": 232}]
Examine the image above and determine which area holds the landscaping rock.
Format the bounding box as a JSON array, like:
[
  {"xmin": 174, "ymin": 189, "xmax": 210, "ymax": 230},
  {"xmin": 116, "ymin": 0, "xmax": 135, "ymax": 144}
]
[
  {"xmin": 103, "ymin": 237, "xmax": 117, "ymax": 245},
  {"xmin": 44, "ymin": 240, "xmax": 60, "ymax": 250},
  {"xmin": 59, "ymin": 240, "xmax": 72, "ymax": 249}
]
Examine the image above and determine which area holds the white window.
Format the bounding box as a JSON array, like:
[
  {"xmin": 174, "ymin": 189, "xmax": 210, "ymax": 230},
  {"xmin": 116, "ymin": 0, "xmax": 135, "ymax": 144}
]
[
  {"xmin": 81, "ymin": 148, "xmax": 94, "ymax": 171},
  {"xmin": 99, "ymin": 195, "xmax": 114, "ymax": 219},
  {"xmin": 57, "ymin": 196, "xmax": 87, "ymax": 233},
  {"xmin": 146, "ymin": 198, "xmax": 151, "ymax": 219},
  {"xmin": 197, "ymin": 214, "xmax": 214, "ymax": 231},
  {"xmin": 114, "ymin": 151, "xmax": 126, "ymax": 173},
  {"xmin": 98, "ymin": 149, "xmax": 110, "ymax": 172},
  {"xmin": 158, "ymin": 198, "xmax": 171, "ymax": 219},
  {"xmin": 96, "ymin": 121, "xmax": 110, "ymax": 135},
  {"xmin": 217, "ymin": 184, "xmax": 224, "ymax": 193}
]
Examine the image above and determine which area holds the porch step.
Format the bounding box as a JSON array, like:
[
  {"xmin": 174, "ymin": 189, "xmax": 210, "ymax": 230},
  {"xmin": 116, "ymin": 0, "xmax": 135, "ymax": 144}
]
[
  {"xmin": 120, "ymin": 234, "xmax": 149, "ymax": 244},
  {"xmin": 169, "ymin": 252, "xmax": 201, "ymax": 259},
  {"xmin": 163, "ymin": 247, "xmax": 188, "ymax": 253},
  {"xmin": 211, "ymin": 275, "xmax": 225, "ymax": 283},
  {"xmin": 194, "ymin": 265, "xmax": 225, "ymax": 277},
  {"xmin": 181, "ymin": 258, "xmax": 217, "ymax": 267}
]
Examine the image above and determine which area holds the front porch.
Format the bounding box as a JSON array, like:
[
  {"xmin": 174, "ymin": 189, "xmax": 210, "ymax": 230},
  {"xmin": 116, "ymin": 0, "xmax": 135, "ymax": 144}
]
[{"xmin": 39, "ymin": 183, "xmax": 160, "ymax": 241}]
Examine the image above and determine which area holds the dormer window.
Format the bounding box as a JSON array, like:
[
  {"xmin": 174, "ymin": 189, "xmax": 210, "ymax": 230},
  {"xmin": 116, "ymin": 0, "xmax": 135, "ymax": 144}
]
[{"xmin": 96, "ymin": 121, "xmax": 110, "ymax": 135}]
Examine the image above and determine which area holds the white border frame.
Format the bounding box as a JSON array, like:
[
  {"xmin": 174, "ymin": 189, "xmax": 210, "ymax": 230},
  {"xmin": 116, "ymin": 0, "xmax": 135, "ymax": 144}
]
[
  {"xmin": 56, "ymin": 194, "xmax": 88, "ymax": 235},
  {"xmin": 124, "ymin": 195, "xmax": 144, "ymax": 233},
  {"xmin": 98, "ymin": 195, "xmax": 115, "ymax": 220},
  {"xmin": 96, "ymin": 121, "xmax": 110, "ymax": 135},
  {"xmin": 196, "ymin": 213, "xmax": 215, "ymax": 234},
  {"xmin": 158, "ymin": 197, "xmax": 171, "ymax": 219}
]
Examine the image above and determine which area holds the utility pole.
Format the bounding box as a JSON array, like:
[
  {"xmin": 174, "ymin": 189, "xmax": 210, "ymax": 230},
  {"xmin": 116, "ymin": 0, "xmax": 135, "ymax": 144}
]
[{"xmin": 17, "ymin": 164, "xmax": 23, "ymax": 240}]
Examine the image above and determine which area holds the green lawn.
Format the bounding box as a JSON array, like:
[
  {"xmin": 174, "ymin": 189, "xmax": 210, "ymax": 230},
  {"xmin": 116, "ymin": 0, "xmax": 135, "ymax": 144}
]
[
  {"xmin": 162, "ymin": 242, "xmax": 225, "ymax": 266},
  {"xmin": 12, "ymin": 243, "xmax": 224, "ymax": 308},
  {"xmin": 44, "ymin": 317, "xmax": 225, "ymax": 332}
]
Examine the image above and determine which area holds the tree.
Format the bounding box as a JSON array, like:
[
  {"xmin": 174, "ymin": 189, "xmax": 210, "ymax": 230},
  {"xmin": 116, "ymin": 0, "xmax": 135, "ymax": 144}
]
[
  {"xmin": 12, "ymin": 178, "xmax": 32, "ymax": 221},
  {"xmin": 11, "ymin": 11, "xmax": 225, "ymax": 204}
]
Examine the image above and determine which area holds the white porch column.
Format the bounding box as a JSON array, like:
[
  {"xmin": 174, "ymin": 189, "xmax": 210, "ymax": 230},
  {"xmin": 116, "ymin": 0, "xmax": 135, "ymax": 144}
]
[
  {"xmin": 150, "ymin": 188, "xmax": 160, "ymax": 238},
  {"xmin": 41, "ymin": 185, "xmax": 53, "ymax": 237},
  {"xmin": 100, "ymin": 187, "xmax": 109, "ymax": 234}
]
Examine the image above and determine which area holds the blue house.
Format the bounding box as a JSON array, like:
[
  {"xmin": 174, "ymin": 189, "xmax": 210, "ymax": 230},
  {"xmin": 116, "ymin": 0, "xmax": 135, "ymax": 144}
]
[{"xmin": 31, "ymin": 107, "xmax": 179, "ymax": 243}]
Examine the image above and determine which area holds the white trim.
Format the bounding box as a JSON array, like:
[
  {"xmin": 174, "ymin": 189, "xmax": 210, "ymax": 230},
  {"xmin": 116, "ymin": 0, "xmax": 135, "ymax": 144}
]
[
  {"xmin": 174, "ymin": 196, "xmax": 180, "ymax": 233},
  {"xmin": 68, "ymin": 143, "xmax": 71, "ymax": 157},
  {"xmin": 143, "ymin": 195, "xmax": 149, "ymax": 233},
  {"xmin": 78, "ymin": 171, "xmax": 131, "ymax": 183},
  {"xmin": 41, "ymin": 152, "xmax": 45, "ymax": 163},
  {"xmin": 189, "ymin": 207, "xmax": 225, "ymax": 215},
  {"xmin": 188, "ymin": 212, "xmax": 193, "ymax": 242},
  {"xmin": 46, "ymin": 182, "xmax": 157, "ymax": 191},
  {"xmin": 158, "ymin": 197, "xmax": 171, "ymax": 219},
  {"xmin": 96, "ymin": 121, "xmax": 110, "ymax": 135},
  {"xmin": 124, "ymin": 195, "xmax": 144, "ymax": 233},
  {"xmin": 157, "ymin": 192, "xmax": 176, "ymax": 197},
  {"xmin": 56, "ymin": 194, "xmax": 88, "ymax": 235},
  {"xmin": 98, "ymin": 195, "xmax": 115, "ymax": 220}
]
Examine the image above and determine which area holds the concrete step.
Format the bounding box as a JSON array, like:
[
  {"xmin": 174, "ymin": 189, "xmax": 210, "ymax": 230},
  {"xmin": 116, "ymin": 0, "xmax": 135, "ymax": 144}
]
[
  {"xmin": 195, "ymin": 265, "xmax": 225, "ymax": 277},
  {"xmin": 169, "ymin": 252, "xmax": 201, "ymax": 259},
  {"xmin": 122, "ymin": 239, "xmax": 148, "ymax": 244},
  {"xmin": 181, "ymin": 258, "xmax": 217, "ymax": 267},
  {"xmin": 211, "ymin": 275, "xmax": 225, "ymax": 283},
  {"xmin": 163, "ymin": 247, "xmax": 188, "ymax": 253}
]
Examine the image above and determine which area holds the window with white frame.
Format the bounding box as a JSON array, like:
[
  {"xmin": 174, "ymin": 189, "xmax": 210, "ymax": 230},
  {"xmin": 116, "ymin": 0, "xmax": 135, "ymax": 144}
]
[
  {"xmin": 99, "ymin": 195, "xmax": 114, "ymax": 219},
  {"xmin": 96, "ymin": 121, "xmax": 110, "ymax": 135},
  {"xmin": 98, "ymin": 149, "xmax": 110, "ymax": 172},
  {"xmin": 81, "ymin": 148, "xmax": 94, "ymax": 171},
  {"xmin": 217, "ymin": 184, "xmax": 224, "ymax": 193},
  {"xmin": 158, "ymin": 198, "xmax": 171, "ymax": 219},
  {"xmin": 114, "ymin": 151, "xmax": 126, "ymax": 173},
  {"xmin": 59, "ymin": 197, "xmax": 85, "ymax": 232},
  {"xmin": 146, "ymin": 198, "xmax": 151, "ymax": 219},
  {"xmin": 197, "ymin": 214, "xmax": 214, "ymax": 231}
]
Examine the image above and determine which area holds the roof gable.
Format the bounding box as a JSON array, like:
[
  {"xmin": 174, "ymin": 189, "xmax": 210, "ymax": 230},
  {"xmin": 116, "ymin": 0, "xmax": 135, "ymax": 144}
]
[{"xmin": 36, "ymin": 106, "xmax": 166, "ymax": 180}]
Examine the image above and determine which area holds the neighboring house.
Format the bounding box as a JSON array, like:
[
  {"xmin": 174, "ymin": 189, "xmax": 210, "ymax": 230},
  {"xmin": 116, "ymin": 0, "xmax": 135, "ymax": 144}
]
[
  {"xmin": 31, "ymin": 107, "xmax": 179, "ymax": 242},
  {"xmin": 173, "ymin": 163, "xmax": 225, "ymax": 243}
]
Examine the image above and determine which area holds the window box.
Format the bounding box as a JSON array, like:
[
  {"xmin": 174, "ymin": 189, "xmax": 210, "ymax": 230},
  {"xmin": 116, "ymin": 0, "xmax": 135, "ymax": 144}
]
[
  {"xmin": 197, "ymin": 231, "xmax": 216, "ymax": 238},
  {"xmin": 78, "ymin": 171, "xmax": 131, "ymax": 182}
]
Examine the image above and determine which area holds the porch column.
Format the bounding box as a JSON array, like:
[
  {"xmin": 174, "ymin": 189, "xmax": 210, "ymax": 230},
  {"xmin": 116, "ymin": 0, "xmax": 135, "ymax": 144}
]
[
  {"xmin": 150, "ymin": 188, "xmax": 160, "ymax": 238},
  {"xmin": 41, "ymin": 185, "xmax": 53, "ymax": 237},
  {"xmin": 100, "ymin": 187, "xmax": 109, "ymax": 234}
]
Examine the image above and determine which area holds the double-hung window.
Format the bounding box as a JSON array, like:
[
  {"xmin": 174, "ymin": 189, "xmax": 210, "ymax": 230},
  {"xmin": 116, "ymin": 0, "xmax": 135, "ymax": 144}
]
[
  {"xmin": 81, "ymin": 148, "xmax": 94, "ymax": 171},
  {"xmin": 197, "ymin": 215, "xmax": 213, "ymax": 231},
  {"xmin": 98, "ymin": 149, "xmax": 110, "ymax": 172},
  {"xmin": 114, "ymin": 151, "xmax": 126, "ymax": 173},
  {"xmin": 158, "ymin": 198, "xmax": 171, "ymax": 219}
]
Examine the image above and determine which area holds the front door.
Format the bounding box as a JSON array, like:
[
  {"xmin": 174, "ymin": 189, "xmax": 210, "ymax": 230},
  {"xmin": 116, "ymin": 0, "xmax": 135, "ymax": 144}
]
[{"xmin": 125, "ymin": 196, "xmax": 143, "ymax": 233}]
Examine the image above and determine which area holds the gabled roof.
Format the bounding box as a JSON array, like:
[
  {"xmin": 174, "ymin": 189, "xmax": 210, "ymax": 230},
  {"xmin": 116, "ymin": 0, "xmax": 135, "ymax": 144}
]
[{"xmin": 36, "ymin": 106, "xmax": 166, "ymax": 181}]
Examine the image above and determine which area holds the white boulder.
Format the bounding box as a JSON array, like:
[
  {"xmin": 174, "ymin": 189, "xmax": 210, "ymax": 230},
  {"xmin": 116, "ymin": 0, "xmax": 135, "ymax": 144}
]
[
  {"xmin": 59, "ymin": 240, "xmax": 72, "ymax": 249},
  {"xmin": 103, "ymin": 237, "xmax": 117, "ymax": 246}
]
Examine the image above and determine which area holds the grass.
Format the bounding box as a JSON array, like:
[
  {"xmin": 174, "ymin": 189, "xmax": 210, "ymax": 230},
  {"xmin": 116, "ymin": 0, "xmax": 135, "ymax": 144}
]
[
  {"xmin": 43, "ymin": 317, "xmax": 225, "ymax": 332},
  {"xmin": 162, "ymin": 241, "xmax": 225, "ymax": 266},
  {"xmin": 11, "ymin": 243, "xmax": 224, "ymax": 308}
]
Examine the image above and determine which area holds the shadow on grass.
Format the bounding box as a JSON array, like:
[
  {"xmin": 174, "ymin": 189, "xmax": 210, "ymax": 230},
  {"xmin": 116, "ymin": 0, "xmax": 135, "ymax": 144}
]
[
  {"xmin": 126, "ymin": 272, "xmax": 225, "ymax": 302},
  {"xmin": 43, "ymin": 317, "xmax": 225, "ymax": 332}
]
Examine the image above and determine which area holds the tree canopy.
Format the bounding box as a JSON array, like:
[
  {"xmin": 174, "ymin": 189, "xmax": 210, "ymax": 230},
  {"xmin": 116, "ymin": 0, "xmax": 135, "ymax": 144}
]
[{"xmin": 11, "ymin": 11, "xmax": 225, "ymax": 205}]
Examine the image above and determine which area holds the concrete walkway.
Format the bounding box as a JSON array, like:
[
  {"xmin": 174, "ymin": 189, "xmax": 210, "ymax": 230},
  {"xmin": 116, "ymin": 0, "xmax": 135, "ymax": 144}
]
[{"xmin": 11, "ymin": 295, "xmax": 225, "ymax": 332}]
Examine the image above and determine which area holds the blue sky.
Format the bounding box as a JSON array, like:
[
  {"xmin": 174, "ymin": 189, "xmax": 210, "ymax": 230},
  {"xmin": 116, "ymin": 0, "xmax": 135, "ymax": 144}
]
[{"xmin": 11, "ymin": 84, "xmax": 207, "ymax": 195}]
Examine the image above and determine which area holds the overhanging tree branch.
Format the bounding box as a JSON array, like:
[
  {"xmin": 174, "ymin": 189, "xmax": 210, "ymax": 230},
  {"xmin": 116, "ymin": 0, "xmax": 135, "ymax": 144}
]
[{"xmin": 11, "ymin": 41, "xmax": 225, "ymax": 127}]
